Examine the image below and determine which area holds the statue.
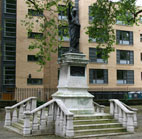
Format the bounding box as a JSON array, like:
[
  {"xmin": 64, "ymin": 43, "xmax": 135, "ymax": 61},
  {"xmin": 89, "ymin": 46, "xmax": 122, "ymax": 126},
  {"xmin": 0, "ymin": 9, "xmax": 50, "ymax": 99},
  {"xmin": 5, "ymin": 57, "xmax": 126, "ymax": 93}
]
[{"xmin": 67, "ymin": 2, "xmax": 80, "ymax": 53}]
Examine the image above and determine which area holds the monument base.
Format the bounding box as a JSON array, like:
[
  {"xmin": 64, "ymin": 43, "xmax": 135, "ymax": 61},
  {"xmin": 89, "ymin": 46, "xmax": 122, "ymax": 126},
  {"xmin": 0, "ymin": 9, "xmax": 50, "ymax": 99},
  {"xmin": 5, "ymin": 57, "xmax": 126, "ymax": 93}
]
[
  {"xmin": 53, "ymin": 88, "xmax": 94, "ymax": 115},
  {"xmin": 52, "ymin": 53, "xmax": 94, "ymax": 115}
]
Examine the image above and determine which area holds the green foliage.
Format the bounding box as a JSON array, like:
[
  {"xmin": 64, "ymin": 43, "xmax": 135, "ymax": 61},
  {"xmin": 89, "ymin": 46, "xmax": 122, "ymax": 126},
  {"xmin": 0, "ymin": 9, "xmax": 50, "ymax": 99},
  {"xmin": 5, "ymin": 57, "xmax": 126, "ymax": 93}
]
[
  {"xmin": 87, "ymin": 0, "xmax": 142, "ymax": 60},
  {"xmin": 37, "ymin": 100, "xmax": 46, "ymax": 107},
  {"xmin": 22, "ymin": 0, "xmax": 70, "ymax": 68}
]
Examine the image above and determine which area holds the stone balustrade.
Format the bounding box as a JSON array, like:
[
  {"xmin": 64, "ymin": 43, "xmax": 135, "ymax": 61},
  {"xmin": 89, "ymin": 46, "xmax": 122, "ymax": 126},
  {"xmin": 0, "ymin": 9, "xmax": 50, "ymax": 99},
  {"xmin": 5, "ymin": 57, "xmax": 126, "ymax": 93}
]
[
  {"xmin": 93, "ymin": 101, "xmax": 105, "ymax": 113},
  {"xmin": 120, "ymin": 101, "xmax": 138, "ymax": 127},
  {"xmin": 23, "ymin": 99, "xmax": 74, "ymax": 138},
  {"xmin": 4, "ymin": 97, "xmax": 37, "ymax": 127},
  {"xmin": 109, "ymin": 99, "xmax": 137, "ymax": 132}
]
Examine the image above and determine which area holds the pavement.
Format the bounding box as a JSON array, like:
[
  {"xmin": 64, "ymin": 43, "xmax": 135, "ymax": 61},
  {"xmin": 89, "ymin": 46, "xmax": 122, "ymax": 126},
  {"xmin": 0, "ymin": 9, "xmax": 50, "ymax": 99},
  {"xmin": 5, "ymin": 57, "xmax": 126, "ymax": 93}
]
[{"xmin": 0, "ymin": 106, "xmax": 142, "ymax": 139}]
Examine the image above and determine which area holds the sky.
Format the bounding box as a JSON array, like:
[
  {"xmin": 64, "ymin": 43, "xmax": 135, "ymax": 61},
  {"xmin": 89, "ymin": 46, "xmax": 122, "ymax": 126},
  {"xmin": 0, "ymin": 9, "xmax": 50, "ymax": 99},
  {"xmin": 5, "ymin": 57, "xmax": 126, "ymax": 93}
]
[
  {"xmin": 136, "ymin": 0, "xmax": 142, "ymax": 6},
  {"xmin": 112, "ymin": 0, "xmax": 142, "ymax": 6}
]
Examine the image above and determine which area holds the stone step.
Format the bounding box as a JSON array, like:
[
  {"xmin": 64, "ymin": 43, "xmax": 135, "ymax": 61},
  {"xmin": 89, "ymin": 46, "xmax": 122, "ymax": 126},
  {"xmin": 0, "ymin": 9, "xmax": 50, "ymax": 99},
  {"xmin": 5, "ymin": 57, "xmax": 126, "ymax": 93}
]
[
  {"xmin": 18, "ymin": 119, "xmax": 24, "ymax": 124},
  {"xmin": 74, "ymin": 123, "xmax": 122, "ymax": 130},
  {"xmin": 74, "ymin": 127, "xmax": 127, "ymax": 136},
  {"xmin": 12, "ymin": 122, "xmax": 24, "ymax": 131},
  {"xmin": 74, "ymin": 132, "xmax": 129, "ymax": 138},
  {"xmin": 18, "ymin": 119, "xmax": 33, "ymax": 125},
  {"xmin": 18, "ymin": 116, "xmax": 41, "ymax": 125},
  {"xmin": 74, "ymin": 119, "xmax": 117, "ymax": 125},
  {"xmin": 5, "ymin": 125, "xmax": 23, "ymax": 135},
  {"xmin": 74, "ymin": 114, "xmax": 113, "ymax": 121}
]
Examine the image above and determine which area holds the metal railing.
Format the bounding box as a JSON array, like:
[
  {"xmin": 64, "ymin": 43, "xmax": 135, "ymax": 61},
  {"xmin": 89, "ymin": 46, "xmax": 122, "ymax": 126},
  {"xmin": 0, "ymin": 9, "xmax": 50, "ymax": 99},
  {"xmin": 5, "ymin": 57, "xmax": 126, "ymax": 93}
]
[{"xmin": 15, "ymin": 88, "xmax": 57, "ymax": 102}]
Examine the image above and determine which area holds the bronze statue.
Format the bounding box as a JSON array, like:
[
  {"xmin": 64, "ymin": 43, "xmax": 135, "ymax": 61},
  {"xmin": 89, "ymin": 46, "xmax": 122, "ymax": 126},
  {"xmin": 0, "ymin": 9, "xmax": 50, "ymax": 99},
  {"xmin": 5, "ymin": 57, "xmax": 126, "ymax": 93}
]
[{"xmin": 67, "ymin": 2, "xmax": 80, "ymax": 53}]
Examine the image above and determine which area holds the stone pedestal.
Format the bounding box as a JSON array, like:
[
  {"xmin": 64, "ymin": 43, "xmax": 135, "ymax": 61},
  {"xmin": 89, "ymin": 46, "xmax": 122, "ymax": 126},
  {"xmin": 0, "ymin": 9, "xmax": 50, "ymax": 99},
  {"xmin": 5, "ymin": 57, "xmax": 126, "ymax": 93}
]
[{"xmin": 52, "ymin": 53, "xmax": 94, "ymax": 115}]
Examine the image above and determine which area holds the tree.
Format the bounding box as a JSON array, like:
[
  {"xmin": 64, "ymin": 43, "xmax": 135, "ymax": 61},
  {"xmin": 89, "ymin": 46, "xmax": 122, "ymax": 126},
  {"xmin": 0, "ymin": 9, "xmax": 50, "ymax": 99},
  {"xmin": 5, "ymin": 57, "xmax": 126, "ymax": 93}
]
[
  {"xmin": 87, "ymin": 0, "xmax": 142, "ymax": 59},
  {"xmin": 23, "ymin": 0, "xmax": 142, "ymax": 66},
  {"xmin": 22, "ymin": 0, "xmax": 70, "ymax": 67}
]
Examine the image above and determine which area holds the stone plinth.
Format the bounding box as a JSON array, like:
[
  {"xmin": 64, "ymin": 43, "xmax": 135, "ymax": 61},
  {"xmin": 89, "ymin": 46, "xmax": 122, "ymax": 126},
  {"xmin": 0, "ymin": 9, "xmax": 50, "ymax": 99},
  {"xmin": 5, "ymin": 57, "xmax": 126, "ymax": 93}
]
[{"xmin": 52, "ymin": 53, "xmax": 94, "ymax": 115}]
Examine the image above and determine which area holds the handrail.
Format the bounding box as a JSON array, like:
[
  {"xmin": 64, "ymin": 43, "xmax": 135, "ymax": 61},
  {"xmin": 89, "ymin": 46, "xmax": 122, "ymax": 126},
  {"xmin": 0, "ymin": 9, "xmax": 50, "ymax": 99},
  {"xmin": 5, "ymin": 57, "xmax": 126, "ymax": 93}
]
[
  {"xmin": 93, "ymin": 101, "xmax": 105, "ymax": 113},
  {"xmin": 31, "ymin": 99, "xmax": 54, "ymax": 113},
  {"xmin": 56, "ymin": 99, "xmax": 74, "ymax": 115},
  {"xmin": 5, "ymin": 97, "xmax": 37, "ymax": 127},
  {"xmin": 93, "ymin": 101, "xmax": 105, "ymax": 108},
  {"xmin": 109, "ymin": 99, "xmax": 137, "ymax": 133},
  {"xmin": 121, "ymin": 101, "xmax": 138, "ymax": 112},
  {"xmin": 31, "ymin": 99, "xmax": 73, "ymax": 116},
  {"xmin": 110, "ymin": 99, "xmax": 134, "ymax": 114},
  {"xmin": 6, "ymin": 97, "xmax": 37, "ymax": 109},
  {"xmin": 23, "ymin": 99, "xmax": 74, "ymax": 137}
]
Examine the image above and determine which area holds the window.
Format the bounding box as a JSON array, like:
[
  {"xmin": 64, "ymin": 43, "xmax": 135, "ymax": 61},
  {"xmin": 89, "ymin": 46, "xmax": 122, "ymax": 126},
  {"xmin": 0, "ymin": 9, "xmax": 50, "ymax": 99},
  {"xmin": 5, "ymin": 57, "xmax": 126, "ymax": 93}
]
[
  {"xmin": 89, "ymin": 69, "xmax": 108, "ymax": 84},
  {"xmin": 88, "ymin": 6, "xmax": 94, "ymax": 22},
  {"xmin": 58, "ymin": 47, "xmax": 69, "ymax": 58},
  {"xmin": 28, "ymin": 32, "xmax": 43, "ymax": 39},
  {"xmin": 3, "ymin": 66, "xmax": 15, "ymax": 85},
  {"xmin": 28, "ymin": 9, "xmax": 43, "ymax": 16},
  {"xmin": 58, "ymin": 26, "xmax": 69, "ymax": 41},
  {"xmin": 4, "ymin": 0, "xmax": 16, "ymax": 14},
  {"xmin": 27, "ymin": 78, "xmax": 43, "ymax": 85},
  {"xmin": 4, "ymin": 19, "xmax": 16, "ymax": 37},
  {"xmin": 27, "ymin": 55, "xmax": 39, "ymax": 62},
  {"xmin": 58, "ymin": 5, "xmax": 67, "ymax": 20},
  {"xmin": 141, "ymin": 53, "xmax": 142, "ymax": 61},
  {"xmin": 89, "ymin": 28, "xmax": 107, "ymax": 43},
  {"xmin": 116, "ymin": 13, "xmax": 133, "ymax": 26},
  {"xmin": 4, "ymin": 42, "xmax": 16, "ymax": 61},
  {"xmin": 116, "ymin": 30, "xmax": 133, "ymax": 45},
  {"xmin": 89, "ymin": 35, "xmax": 105, "ymax": 43},
  {"xmin": 140, "ymin": 34, "xmax": 142, "ymax": 42},
  {"xmin": 89, "ymin": 37, "xmax": 96, "ymax": 42},
  {"xmin": 117, "ymin": 50, "xmax": 134, "ymax": 64},
  {"xmin": 89, "ymin": 48, "xmax": 107, "ymax": 63},
  {"xmin": 116, "ymin": 20, "xmax": 127, "ymax": 26},
  {"xmin": 139, "ymin": 17, "xmax": 142, "ymax": 24},
  {"xmin": 88, "ymin": 5, "xmax": 105, "ymax": 23},
  {"xmin": 117, "ymin": 70, "xmax": 134, "ymax": 84},
  {"xmin": 116, "ymin": 20, "xmax": 132, "ymax": 26}
]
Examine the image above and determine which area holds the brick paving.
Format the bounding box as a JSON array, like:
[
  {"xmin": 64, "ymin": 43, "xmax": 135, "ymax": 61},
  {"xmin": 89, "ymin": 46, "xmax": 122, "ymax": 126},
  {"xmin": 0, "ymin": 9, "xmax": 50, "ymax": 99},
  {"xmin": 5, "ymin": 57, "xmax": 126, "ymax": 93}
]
[{"xmin": 0, "ymin": 106, "xmax": 142, "ymax": 139}]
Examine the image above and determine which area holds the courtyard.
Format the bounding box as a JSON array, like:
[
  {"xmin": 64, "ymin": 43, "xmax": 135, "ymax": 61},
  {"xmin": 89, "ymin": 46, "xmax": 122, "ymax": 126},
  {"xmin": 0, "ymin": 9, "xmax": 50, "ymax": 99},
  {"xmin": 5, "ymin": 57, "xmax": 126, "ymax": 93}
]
[{"xmin": 0, "ymin": 105, "xmax": 142, "ymax": 139}]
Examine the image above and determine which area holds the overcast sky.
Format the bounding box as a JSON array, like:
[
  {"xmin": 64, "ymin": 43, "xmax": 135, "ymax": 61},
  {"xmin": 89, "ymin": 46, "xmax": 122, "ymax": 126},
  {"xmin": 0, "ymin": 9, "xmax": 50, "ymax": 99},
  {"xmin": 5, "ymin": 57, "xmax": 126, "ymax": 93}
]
[
  {"xmin": 136, "ymin": 0, "xmax": 142, "ymax": 6},
  {"xmin": 112, "ymin": 0, "xmax": 142, "ymax": 6}
]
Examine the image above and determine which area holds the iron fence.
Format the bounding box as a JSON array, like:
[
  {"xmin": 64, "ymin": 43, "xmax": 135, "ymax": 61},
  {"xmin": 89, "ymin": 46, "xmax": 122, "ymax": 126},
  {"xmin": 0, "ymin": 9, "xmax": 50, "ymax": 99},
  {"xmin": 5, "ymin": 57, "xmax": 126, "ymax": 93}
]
[{"xmin": 15, "ymin": 88, "xmax": 57, "ymax": 102}]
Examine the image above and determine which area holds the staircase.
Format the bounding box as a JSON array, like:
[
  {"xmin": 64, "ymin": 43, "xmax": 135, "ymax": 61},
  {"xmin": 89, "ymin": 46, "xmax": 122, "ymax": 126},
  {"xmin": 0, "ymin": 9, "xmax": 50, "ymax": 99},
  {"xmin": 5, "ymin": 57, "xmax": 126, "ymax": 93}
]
[
  {"xmin": 6, "ymin": 112, "xmax": 128, "ymax": 138},
  {"xmin": 74, "ymin": 114, "xmax": 128, "ymax": 138},
  {"xmin": 9, "ymin": 114, "xmax": 44, "ymax": 136},
  {"xmin": 4, "ymin": 98, "xmax": 137, "ymax": 138},
  {"xmin": 9, "ymin": 120, "xmax": 24, "ymax": 135}
]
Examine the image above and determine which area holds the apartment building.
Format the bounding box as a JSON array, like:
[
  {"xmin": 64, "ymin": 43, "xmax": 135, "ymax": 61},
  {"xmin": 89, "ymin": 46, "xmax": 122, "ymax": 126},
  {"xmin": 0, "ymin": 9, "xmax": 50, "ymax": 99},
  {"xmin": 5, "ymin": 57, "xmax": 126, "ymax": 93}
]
[
  {"xmin": 0, "ymin": 0, "xmax": 44, "ymax": 100},
  {"xmin": 0, "ymin": 0, "xmax": 17, "ymax": 95},
  {"xmin": 0, "ymin": 0, "xmax": 142, "ymax": 100},
  {"xmin": 80, "ymin": 0, "xmax": 142, "ymax": 99}
]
